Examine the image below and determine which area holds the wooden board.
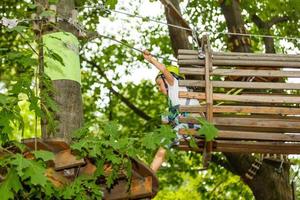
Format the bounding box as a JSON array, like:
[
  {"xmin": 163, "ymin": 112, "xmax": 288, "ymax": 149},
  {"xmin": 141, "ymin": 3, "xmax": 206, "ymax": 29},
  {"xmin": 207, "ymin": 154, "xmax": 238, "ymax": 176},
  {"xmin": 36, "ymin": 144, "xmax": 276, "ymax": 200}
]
[
  {"xmin": 103, "ymin": 158, "xmax": 159, "ymax": 200},
  {"xmin": 178, "ymin": 59, "xmax": 300, "ymax": 68},
  {"xmin": 130, "ymin": 157, "xmax": 159, "ymax": 195},
  {"xmin": 179, "ymin": 116, "xmax": 300, "ymax": 132},
  {"xmin": 179, "ymin": 91, "xmax": 300, "ymax": 104},
  {"xmin": 178, "ymin": 54, "xmax": 300, "ymax": 62},
  {"xmin": 103, "ymin": 176, "xmax": 153, "ymax": 200},
  {"xmin": 22, "ymin": 138, "xmax": 69, "ymax": 153},
  {"xmin": 178, "ymin": 129, "xmax": 300, "ymax": 142},
  {"xmin": 179, "ymin": 105, "xmax": 300, "ymax": 115},
  {"xmin": 178, "ymin": 49, "xmax": 300, "ymax": 58},
  {"xmin": 179, "ymin": 80, "xmax": 300, "ymax": 90},
  {"xmin": 178, "ymin": 140, "xmax": 300, "ymax": 154},
  {"xmin": 54, "ymin": 149, "xmax": 85, "ymax": 171},
  {"xmin": 179, "ymin": 67, "xmax": 300, "ymax": 78}
]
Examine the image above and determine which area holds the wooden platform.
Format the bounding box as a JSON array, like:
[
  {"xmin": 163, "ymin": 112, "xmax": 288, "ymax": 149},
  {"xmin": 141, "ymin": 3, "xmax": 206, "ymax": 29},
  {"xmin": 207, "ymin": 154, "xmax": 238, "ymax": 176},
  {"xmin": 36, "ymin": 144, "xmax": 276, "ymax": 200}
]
[
  {"xmin": 177, "ymin": 40, "xmax": 300, "ymax": 157},
  {"xmin": 21, "ymin": 138, "xmax": 158, "ymax": 199},
  {"xmin": 103, "ymin": 158, "xmax": 159, "ymax": 200}
]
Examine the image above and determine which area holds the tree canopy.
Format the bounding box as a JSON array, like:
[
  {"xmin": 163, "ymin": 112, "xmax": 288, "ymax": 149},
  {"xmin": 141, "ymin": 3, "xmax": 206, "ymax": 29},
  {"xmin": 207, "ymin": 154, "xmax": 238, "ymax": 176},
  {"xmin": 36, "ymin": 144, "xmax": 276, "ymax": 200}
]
[{"xmin": 0, "ymin": 0, "xmax": 300, "ymax": 199}]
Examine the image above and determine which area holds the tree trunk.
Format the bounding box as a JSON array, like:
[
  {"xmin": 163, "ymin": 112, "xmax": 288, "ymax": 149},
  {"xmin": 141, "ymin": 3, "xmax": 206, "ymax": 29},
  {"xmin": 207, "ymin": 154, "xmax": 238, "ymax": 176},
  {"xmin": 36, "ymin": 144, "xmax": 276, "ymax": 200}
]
[
  {"xmin": 37, "ymin": 0, "xmax": 84, "ymax": 143},
  {"xmin": 163, "ymin": 0, "xmax": 191, "ymax": 57},
  {"xmin": 220, "ymin": 1, "xmax": 292, "ymax": 199},
  {"xmin": 163, "ymin": 0, "xmax": 293, "ymax": 199}
]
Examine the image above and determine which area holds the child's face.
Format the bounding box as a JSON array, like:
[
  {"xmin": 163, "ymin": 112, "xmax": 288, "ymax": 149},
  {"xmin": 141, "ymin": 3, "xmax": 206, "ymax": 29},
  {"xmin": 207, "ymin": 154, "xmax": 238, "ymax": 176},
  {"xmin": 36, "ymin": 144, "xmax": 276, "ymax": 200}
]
[{"xmin": 156, "ymin": 77, "xmax": 167, "ymax": 95}]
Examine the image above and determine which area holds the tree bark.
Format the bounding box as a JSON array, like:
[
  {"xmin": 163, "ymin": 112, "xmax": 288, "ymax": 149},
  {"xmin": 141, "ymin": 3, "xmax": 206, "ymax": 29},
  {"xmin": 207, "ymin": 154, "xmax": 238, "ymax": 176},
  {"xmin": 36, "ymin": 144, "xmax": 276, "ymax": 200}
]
[
  {"xmin": 162, "ymin": 0, "xmax": 191, "ymax": 57},
  {"xmin": 220, "ymin": 1, "xmax": 291, "ymax": 199},
  {"xmin": 37, "ymin": 0, "xmax": 84, "ymax": 143},
  {"xmin": 163, "ymin": 0, "xmax": 293, "ymax": 199}
]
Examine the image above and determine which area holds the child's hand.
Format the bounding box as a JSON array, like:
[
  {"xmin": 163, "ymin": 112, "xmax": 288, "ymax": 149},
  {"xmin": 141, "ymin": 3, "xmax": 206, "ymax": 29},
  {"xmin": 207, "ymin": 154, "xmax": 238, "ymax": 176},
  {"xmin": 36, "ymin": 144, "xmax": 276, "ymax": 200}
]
[{"xmin": 143, "ymin": 50, "xmax": 153, "ymax": 63}]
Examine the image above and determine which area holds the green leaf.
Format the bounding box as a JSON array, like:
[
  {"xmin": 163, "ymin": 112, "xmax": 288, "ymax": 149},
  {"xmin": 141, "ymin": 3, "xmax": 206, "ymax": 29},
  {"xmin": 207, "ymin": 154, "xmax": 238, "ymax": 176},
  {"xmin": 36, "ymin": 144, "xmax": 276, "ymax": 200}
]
[
  {"xmin": 0, "ymin": 169, "xmax": 22, "ymax": 200},
  {"xmin": 40, "ymin": 10, "xmax": 56, "ymax": 18},
  {"xmin": 10, "ymin": 154, "xmax": 31, "ymax": 177},
  {"xmin": 28, "ymin": 4, "xmax": 37, "ymax": 9},
  {"xmin": 9, "ymin": 25, "xmax": 27, "ymax": 33},
  {"xmin": 49, "ymin": 0, "xmax": 59, "ymax": 4},
  {"xmin": 104, "ymin": 121, "xmax": 119, "ymax": 138},
  {"xmin": 197, "ymin": 118, "xmax": 219, "ymax": 141},
  {"xmin": 189, "ymin": 137, "xmax": 199, "ymax": 149},
  {"xmin": 33, "ymin": 150, "xmax": 54, "ymax": 161},
  {"xmin": 23, "ymin": 161, "xmax": 47, "ymax": 186},
  {"xmin": 106, "ymin": 0, "xmax": 118, "ymax": 9}
]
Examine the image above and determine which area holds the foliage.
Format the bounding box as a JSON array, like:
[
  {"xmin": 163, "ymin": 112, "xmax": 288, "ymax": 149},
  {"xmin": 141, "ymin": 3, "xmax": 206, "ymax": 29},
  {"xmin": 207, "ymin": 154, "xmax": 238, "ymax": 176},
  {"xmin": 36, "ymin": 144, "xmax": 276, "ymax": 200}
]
[
  {"xmin": 1, "ymin": 0, "xmax": 300, "ymax": 199},
  {"xmin": 197, "ymin": 118, "xmax": 219, "ymax": 141}
]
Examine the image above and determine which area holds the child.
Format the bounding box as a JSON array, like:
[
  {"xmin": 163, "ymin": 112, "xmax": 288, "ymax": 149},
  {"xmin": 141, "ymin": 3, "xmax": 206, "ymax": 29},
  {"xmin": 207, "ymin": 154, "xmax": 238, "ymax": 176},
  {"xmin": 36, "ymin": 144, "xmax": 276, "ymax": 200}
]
[{"xmin": 143, "ymin": 50, "xmax": 200, "ymax": 172}]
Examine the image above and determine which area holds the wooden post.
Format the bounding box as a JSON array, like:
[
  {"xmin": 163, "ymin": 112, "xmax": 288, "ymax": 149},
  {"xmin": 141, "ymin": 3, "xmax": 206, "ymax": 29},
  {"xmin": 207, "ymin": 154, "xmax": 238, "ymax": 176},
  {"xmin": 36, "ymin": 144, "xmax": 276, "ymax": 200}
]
[{"xmin": 203, "ymin": 35, "xmax": 213, "ymax": 167}]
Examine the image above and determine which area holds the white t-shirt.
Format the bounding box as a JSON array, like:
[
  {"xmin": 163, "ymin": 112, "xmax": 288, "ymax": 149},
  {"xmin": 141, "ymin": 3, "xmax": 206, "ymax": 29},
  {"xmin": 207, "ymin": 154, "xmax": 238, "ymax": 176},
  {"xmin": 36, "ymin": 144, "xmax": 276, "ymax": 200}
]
[{"xmin": 167, "ymin": 78, "xmax": 199, "ymax": 107}]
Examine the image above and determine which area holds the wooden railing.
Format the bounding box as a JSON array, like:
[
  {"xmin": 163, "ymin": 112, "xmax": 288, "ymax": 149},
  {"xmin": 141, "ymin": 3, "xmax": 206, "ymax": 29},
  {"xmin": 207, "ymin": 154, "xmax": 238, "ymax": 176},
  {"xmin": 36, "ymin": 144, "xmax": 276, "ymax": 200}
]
[{"xmin": 177, "ymin": 47, "xmax": 300, "ymax": 155}]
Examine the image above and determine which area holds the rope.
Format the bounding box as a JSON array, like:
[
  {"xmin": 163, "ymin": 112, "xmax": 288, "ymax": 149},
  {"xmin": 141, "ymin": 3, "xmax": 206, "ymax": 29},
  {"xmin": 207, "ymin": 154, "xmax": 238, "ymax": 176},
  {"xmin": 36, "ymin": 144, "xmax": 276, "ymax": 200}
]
[{"xmin": 94, "ymin": 33, "xmax": 178, "ymax": 62}]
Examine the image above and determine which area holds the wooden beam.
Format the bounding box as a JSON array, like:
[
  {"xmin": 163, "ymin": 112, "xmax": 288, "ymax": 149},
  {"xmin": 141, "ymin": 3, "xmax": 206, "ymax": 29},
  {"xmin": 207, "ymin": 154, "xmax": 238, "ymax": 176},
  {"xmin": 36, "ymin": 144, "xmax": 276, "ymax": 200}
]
[
  {"xmin": 178, "ymin": 59, "xmax": 300, "ymax": 68},
  {"xmin": 179, "ymin": 105, "xmax": 300, "ymax": 115},
  {"xmin": 178, "ymin": 49, "xmax": 300, "ymax": 58},
  {"xmin": 54, "ymin": 149, "xmax": 85, "ymax": 171},
  {"xmin": 204, "ymin": 40, "xmax": 213, "ymax": 166},
  {"xmin": 103, "ymin": 176, "xmax": 153, "ymax": 200},
  {"xmin": 178, "ymin": 140, "xmax": 300, "ymax": 154},
  {"xmin": 178, "ymin": 54, "xmax": 300, "ymax": 62},
  {"xmin": 179, "ymin": 91, "xmax": 300, "ymax": 104},
  {"xmin": 179, "ymin": 80, "xmax": 300, "ymax": 90},
  {"xmin": 178, "ymin": 129, "xmax": 300, "ymax": 142},
  {"xmin": 179, "ymin": 67, "xmax": 300, "ymax": 78},
  {"xmin": 179, "ymin": 116, "xmax": 300, "ymax": 130}
]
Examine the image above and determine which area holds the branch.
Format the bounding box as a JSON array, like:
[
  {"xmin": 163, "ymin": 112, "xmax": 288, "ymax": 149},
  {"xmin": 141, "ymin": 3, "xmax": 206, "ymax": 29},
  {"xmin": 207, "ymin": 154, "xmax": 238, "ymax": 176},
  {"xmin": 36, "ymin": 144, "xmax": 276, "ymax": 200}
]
[
  {"xmin": 252, "ymin": 14, "xmax": 290, "ymax": 30},
  {"xmin": 266, "ymin": 16, "xmax": 289, "ymax": 28},
  {"xmin": 251, "ymin": 14, "xmax": 266, "ymax": 29},
  {"xmin": 83, "ymin": 58, "xmax": 153, "ymax": 121},
  {"xmin": 211, "ymin": 154, "xmax": 235, "ymax": 173}
]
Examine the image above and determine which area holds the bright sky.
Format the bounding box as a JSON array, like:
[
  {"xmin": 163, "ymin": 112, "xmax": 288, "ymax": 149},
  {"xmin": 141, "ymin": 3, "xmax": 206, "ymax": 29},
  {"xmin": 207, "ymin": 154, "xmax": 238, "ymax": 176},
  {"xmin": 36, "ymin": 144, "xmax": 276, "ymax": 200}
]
[{"xmin": 96, "ymin": 0, "xmax": 166, "ymax": 85}]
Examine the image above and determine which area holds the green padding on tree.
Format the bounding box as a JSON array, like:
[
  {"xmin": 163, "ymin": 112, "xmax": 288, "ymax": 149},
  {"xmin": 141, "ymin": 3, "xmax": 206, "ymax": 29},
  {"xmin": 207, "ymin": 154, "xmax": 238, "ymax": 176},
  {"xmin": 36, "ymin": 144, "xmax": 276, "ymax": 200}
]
[{"xmin": 43, "ymin": 32, "xmax": 81, "ymax": 84}]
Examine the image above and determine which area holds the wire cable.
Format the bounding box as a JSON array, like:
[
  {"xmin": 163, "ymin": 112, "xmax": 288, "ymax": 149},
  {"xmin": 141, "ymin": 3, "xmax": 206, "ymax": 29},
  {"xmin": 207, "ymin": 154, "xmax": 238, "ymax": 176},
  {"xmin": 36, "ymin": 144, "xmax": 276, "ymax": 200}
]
[{"xmin": 76, "ymin": 4, "xmax": 300, "ymax": 42}]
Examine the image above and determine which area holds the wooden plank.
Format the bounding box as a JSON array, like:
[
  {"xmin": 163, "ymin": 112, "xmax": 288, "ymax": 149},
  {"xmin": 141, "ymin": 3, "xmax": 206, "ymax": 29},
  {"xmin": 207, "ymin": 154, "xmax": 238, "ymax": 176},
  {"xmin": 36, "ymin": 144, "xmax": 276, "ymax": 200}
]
[
  {"xmin": 103, "ymin": 176, "xmax": 153, "ymax": 200},
  {"xmin": 216, "ymin": 125, "xmax": 300, "ymax": 133},
  {"xmin": 179, "ymin": 67, "xmax": 300, "ymax": 78},
  {"xmin": 178, "ymin": 49, "xmax": 300, "ymax": 58},
  {"xmin": 178, "ymin": 59, "xmax": 300, "ymax": 68},
  {"xmin": 215, "ymin": 140, "xmax": 300, "ymax": 154},
  {"xmin": 22, "ymin": 138, "xmax": 56, "ymax": 152},
  {"xmin": 178, "ymin": 129, "xmax": 300, "ymax": 142},
  {"xmin": 178, "ymin": 140, "xmax": 300, "ymax": 154},
  {"xmin": 213, "ymin": 52, "xmax": 300, "ymax": 58},
  {"xmin": 204, "ymin": 42, "xmax": 213, "ymax": 166},
  {"xmin": 179, "ymin": 91, "xmax": 300, "ymax": 104},
  {"xmin": 179, "ymin": 105, "xmax": 300, "ymax": 115},
  {"xmin": 178, "ymin": 54, "xmax": 300, "ymax": 62},
  {"xmin": 179, "ymin": 80, "xmax": 300, "ymax": 90},
  {"xmin": 54, "ymin": 149, "xmax": 86, "ymax": 171},
  {"xmin": 179, "ymin": 116, "xmax": 300, "ymax": 130}
]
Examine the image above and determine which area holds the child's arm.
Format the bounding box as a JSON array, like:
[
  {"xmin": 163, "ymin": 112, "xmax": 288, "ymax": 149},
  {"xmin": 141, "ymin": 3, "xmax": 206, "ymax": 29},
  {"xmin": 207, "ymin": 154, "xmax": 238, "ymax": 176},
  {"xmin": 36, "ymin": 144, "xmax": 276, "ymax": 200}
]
[{"xmin": 143, "ymin": 50, "xmax": 174, "ymax": 86}]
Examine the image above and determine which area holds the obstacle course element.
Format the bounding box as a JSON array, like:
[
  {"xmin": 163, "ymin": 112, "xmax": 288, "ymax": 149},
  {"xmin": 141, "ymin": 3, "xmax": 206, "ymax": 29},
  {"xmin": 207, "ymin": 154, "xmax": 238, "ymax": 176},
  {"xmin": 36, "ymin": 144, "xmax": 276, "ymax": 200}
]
[
  {"xmin": 21, "ymin": 138, "xmax": 158, "ymax": 200},
  {"xmin": 177, "ymin": 39, "xmax": 300, "ymax": 159}
]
